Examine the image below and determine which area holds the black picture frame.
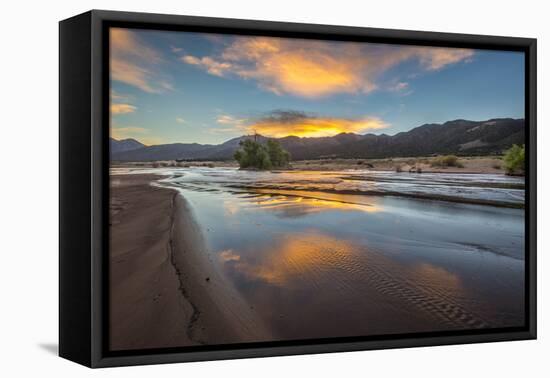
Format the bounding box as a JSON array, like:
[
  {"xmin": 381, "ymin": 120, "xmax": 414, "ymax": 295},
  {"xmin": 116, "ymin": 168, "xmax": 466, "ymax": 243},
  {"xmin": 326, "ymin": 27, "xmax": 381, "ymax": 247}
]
[{"xmin": 59, "ymin": 9, "xmax": 537, "ymax": 368}]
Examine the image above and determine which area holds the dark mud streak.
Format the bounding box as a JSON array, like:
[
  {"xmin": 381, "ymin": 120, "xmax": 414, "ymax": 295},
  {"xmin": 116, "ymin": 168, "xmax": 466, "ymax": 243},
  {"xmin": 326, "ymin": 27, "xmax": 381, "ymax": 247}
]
[
  {"xmin": 344, "ymin": 175, "xmax": 525, "ymax": 190},
  {"xmin": 167, "ymin": 192, "xmax": 205, "ymax": 345},
  {"xmin": 456, "ymin": 242, "xmax": 524, "ymax": 261},
  {"xmin": 225, "ymin": 184, "xmax": 525, "ymax": 209}
]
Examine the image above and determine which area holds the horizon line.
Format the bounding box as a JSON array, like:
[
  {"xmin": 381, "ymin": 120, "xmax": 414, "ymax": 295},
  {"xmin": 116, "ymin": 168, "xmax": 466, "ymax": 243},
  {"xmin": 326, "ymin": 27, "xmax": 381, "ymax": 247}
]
[{"xmin": 111, "ymin": 116, "xmax": 525, "ymax": 146}]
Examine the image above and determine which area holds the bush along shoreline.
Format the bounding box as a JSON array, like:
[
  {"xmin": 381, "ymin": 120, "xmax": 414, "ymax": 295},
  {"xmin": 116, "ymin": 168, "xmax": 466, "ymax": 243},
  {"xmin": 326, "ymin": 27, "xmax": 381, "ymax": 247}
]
[
  {"xmin": 503, "ymin": 144, "xmax": 525, "ymax": 176},
  {"xmin": 234, "ymin": 138, "xmax": 291, "ymax": 170}
]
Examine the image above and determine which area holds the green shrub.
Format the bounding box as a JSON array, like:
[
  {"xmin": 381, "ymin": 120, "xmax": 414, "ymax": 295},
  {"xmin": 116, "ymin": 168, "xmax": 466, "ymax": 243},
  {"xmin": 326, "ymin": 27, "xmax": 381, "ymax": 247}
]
[
  {"xmin": 503, "ymin": 144, "xmax": 525, "ymax": 175},
  {"xmin": 266, "ymin": 139, "xmax": 290, "ymax": 168},
  {"xmin": 234, "ymin": 139, "xmax": 290, "ymax": 170}
]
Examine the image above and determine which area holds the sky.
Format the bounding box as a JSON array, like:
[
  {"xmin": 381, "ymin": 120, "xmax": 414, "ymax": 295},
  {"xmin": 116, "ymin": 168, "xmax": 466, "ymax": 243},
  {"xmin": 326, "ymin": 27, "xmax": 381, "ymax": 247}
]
[{"xmin": 110, "ymin": 27, "xmax": 525, "ymax": 146}]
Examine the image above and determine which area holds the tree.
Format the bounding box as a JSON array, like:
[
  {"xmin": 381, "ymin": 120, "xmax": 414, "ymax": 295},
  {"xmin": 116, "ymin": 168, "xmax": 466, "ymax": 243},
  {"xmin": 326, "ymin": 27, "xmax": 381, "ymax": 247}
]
[
  {"xmin": 503, "ymin": 144, "xmax": 525, "ymax": 175},
  {"xmin": 266, "ymin": 139, "xmax": 291, "ymax": 168},
  {"xmin": 234, "ymin": 138, "xmax": 290, "ymax": 170},
  {"xmin": 233, "ymin": 149, "xmax": 243, "ymax": 164}
]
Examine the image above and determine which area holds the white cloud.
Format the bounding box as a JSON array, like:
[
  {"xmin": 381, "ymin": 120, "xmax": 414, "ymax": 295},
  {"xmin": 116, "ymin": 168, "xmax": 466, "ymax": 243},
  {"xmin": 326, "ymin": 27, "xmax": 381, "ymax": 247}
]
[{"xmin": 216, "ymin": 114, "xmax": 247, "ymax": 125}]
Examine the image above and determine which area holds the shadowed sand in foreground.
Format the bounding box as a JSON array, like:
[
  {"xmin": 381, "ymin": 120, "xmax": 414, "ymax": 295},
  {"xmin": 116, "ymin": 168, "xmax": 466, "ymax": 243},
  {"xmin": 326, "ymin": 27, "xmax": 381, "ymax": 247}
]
[{"xmin": 109, "ymin": 174, "xmax": 271, "ymax": 350}]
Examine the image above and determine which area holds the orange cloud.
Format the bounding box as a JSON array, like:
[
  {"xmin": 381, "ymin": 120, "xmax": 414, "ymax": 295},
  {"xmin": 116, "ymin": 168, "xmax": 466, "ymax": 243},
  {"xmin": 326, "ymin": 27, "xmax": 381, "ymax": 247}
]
[
  {"xmin": 111, "ymin": 28, "xmax": 161, "ymax": 62},
  {"xmin": 111, "ymin": 58, "xmax": 157, "ymax": 93},
  {"xmin": 244, "ymin": 110, "xmax": 388, "ymax": 138},
  {"xmin": 111, "ymin": 103, "xmax": 137, "ymax": 115},
  {"xmin": 223, "ymin": 38, "xmax": 376, "ymax": 98},
  {"xmin": 219, "ymin": 233, "xmax": 358, "ymax": 286},
  {"xmin": 181, "ymin": 36, "xmax": 474, "ymax": 98},
  {"xmin": 110, "ymin": 28, "xmax": 171, "ymax": 93}
]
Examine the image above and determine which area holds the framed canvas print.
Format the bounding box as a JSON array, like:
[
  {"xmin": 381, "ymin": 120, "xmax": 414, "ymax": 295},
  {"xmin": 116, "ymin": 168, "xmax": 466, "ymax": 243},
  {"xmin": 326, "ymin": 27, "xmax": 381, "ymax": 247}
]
[{"xmin": 59, "ymin": 10, "xmax": 536, "ymax": 368}]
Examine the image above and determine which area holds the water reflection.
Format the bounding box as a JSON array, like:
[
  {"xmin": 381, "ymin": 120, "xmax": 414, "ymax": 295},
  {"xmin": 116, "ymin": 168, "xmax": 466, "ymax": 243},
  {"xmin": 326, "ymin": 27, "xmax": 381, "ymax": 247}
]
[
  {"xmin": 216, "ymin": 231, "xmax": 504, "ymax": 338},
  {"xmin": 245, "ymin": 191, "xmax": 382, "ymax": 218},
  {"xmin": 149, "ymin": 167, "xmax": 525, "ymax": 339},
  {"xmin": 218, "ymin": 232, "xmax": 358, "ymax": 286},
  {"xmin": 412, "ymin": 263, "xmax": 462, "ymax": 290},
  {"xmin": 113, "ymin": 166, "xmax": 525, "ymax": 207}
]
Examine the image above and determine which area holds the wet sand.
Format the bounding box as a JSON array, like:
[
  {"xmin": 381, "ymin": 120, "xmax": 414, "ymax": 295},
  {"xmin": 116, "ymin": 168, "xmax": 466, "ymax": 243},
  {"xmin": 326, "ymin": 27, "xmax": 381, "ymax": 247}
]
[{"xmin": 109, "ymin": 174, "xmax": 271, "ymax": 351}]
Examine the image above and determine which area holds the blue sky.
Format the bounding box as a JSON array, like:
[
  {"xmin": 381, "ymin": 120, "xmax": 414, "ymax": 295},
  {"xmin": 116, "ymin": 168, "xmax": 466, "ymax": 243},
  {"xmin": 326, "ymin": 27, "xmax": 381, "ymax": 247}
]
[{"xmin": 110, "ymin": 28, "xmax": 525, "ymax": 145}]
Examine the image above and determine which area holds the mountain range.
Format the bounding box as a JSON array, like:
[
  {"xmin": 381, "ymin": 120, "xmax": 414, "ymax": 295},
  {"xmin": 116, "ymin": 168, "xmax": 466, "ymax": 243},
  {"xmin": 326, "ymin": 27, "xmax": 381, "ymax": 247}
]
[
  {"xmin": 110, "ymin": 138, "xmax": 145, "ymax": 154},
  {"xmin": 111, "ymin": 118, "xmax": 524, "ymax": 162}
]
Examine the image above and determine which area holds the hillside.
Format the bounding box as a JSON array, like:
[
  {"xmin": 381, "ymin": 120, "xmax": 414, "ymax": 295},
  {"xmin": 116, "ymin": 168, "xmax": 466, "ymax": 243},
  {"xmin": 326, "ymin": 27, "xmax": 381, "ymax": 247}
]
[
  {"xmin": 111, "ymin": 118, "xmax": 524, "ymax": 162},
  {"xmin": 110, "ymin": 138, "xmax": 145, "ymax": 155}
]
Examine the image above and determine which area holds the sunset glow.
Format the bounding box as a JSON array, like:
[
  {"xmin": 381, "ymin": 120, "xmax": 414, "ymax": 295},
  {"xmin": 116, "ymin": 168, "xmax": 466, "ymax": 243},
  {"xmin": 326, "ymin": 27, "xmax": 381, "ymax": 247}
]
[
  {"xmin": 218, "ymin": 233, "xmax": 358, "ymax": 286},
  {"xmin": 109, "ymin": 28, "xmax": 524, "ymax": 144},
  {"xmin": 247, "ymin": 115, "xmax": 388, "ymax": 138},
  {"xmin": 182, "ymin": 36, "xmax": 475, "ymax": 98},
  {"xmin": 111, "ymin": 103, "xmax": 137, "ymax": 115}
]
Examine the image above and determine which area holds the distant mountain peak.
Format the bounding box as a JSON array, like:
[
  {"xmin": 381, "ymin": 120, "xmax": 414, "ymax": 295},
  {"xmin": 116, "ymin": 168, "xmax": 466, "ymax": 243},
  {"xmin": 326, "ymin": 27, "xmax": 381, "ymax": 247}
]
[
  {"xmin": 110, "ymin": 137, "xmax": 145, "ymax": 155},
  {"xmin": 111, "ymin": 118, "xmax": 524, "ymax": 162}
]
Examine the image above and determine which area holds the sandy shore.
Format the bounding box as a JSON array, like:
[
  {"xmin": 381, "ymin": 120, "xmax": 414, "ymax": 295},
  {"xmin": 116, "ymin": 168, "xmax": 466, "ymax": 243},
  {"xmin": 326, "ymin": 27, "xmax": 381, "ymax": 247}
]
[
  {"xmin": 109, "ymin": 174, "xmax": 271, "ymax": 351},
  {"xmin": 290, "ymin": 156, "xmax": 506, "ymax": 173},
  {"xmin": 112, "ymin": 155, "xmax": 509, "ymax": 174}
]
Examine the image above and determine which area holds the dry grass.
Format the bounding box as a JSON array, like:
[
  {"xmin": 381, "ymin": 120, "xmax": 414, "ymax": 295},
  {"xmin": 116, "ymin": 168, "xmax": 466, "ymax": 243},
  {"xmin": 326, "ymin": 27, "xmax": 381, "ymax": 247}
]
[{"xmin": 430, "ymin": 155, "xmax": 464, "ymax": 168}]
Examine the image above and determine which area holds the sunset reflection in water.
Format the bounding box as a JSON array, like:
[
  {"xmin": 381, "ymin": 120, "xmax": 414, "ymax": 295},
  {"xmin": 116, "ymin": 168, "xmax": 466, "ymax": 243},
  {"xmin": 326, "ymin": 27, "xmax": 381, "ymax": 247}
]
[
  {"xmin": 246, "ymin": 190, "xmax": 383, "ymax": 216},
  {"xmin": 157, "ymin": 169, "xmax": 525, "ymax": 340}
]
